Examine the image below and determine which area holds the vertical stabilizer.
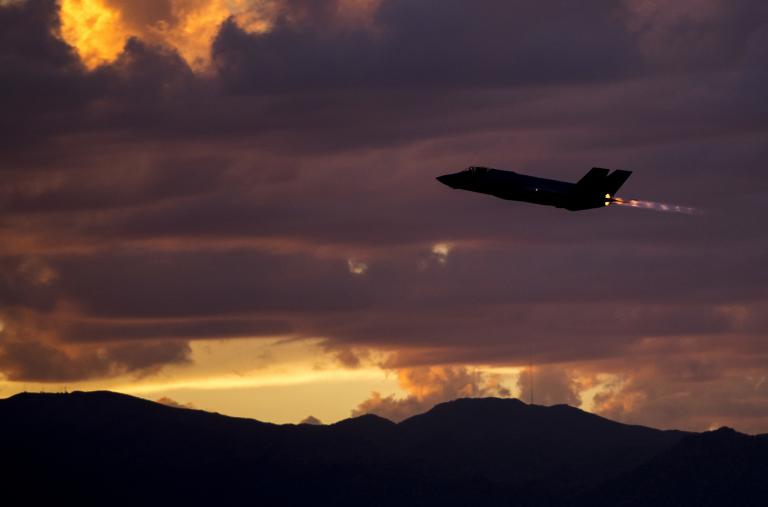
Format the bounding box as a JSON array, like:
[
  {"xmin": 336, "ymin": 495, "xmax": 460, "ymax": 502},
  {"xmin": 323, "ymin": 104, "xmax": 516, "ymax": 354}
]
[
  {"xmin": 576, "ymin": 167, "xmax": 610, "ymax": 188},
  {"xmin": 603, "ymin": 170, "xmax": 632, "ymax": 196},
  {"xmin": 576, "ymin": 167, "xmax": 632, "ymax": 196}
]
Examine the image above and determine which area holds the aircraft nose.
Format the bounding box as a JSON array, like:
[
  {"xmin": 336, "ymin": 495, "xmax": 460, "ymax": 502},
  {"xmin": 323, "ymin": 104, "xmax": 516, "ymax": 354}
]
[{"xmin": 436, "ymin": 174, "xmax": 458, "ymax": 188}]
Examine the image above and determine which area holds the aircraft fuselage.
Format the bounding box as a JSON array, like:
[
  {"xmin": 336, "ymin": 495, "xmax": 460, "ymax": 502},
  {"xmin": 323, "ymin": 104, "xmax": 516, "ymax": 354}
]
[{"xmin": 436, "ymin": 166, "xmax": 632, "ymax": 211}]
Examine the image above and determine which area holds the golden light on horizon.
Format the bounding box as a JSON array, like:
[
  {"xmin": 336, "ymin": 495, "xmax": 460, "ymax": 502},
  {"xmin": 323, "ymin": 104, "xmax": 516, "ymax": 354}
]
[
  {"xmin": 115, "ymin": 366, "xmax": 387, "ymax": 394},
  {"xmin": 0, "ymin": 338, "xmax": 402, "ymax": 424}
]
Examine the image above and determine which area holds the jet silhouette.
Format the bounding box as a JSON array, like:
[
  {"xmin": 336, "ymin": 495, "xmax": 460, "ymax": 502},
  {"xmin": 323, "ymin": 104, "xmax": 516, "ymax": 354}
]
[{"xmin": 437, "ymin": 166, "xmax": 632, "ymax": 211}]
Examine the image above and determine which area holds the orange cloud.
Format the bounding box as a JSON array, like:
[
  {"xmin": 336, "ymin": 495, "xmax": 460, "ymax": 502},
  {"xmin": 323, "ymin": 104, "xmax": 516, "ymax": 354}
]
[
  {"xmin": 57, "ymin": 0, "xmax": 381, "ymax": 70},
  {"xmin": 352, "ymin": 366, "xmax": 511, "ymax": 422},
  {"xmin": 59, "ymin": 0, "xmax": 126, "ymax": 68},
  {"xmin": 516, "ymin": 365, "xmax": 583, "ymax": 407},
  {"xmin": 58, "ymin": 0, "xmax": 275, "ymax": 70}
]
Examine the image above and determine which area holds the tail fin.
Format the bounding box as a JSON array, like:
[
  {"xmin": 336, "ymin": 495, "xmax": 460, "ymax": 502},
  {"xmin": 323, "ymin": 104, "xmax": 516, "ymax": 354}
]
[
  {"xmin": 576, "ymin": 167, "xmax": 632, "ymax": 196},
  {"xmin": 603, "ymin": 170, "xmax": 632, "ymax": 196},
  {"xmin": 577, "ymin": 168, "xmax": 610, "ymax": 188}
]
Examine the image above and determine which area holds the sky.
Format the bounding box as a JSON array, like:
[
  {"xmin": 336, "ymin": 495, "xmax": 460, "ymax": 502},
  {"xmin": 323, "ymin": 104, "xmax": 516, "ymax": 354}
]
[{"xmin": 1, "ymin": 0, "xmax": 767, "ymax": 432}]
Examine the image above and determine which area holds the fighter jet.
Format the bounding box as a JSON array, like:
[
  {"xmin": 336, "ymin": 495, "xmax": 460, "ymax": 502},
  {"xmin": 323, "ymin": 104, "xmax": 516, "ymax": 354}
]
[{"xmin": 436, "ymin": 166, "xmax": 632, "ymax": 211}]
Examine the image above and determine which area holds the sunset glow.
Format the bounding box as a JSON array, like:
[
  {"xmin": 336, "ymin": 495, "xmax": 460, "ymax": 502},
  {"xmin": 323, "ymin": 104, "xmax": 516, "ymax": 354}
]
[
  {"xmin": 59, "ymin": 0, "xmax": 125, "ymax": 68},
  {"xmin": 2, "ymin": 0, "xmax": 767, "ymax": 435},
  {"xmin": 58, "ymin": 0, "xmax": 380, "ymax": 70},
  {"xmin": 59, "ymin": 0, "xmax": 275, "ymax": 70},
  {"xmin": 611, "ymin": 196, "xmax": 700, "ymax": 215}
]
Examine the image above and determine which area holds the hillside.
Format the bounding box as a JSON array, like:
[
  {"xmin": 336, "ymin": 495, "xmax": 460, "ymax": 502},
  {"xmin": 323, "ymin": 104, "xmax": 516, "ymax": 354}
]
[{"xmin": 2, "ymin": 391, "xmax": 766, "ymax": 506}]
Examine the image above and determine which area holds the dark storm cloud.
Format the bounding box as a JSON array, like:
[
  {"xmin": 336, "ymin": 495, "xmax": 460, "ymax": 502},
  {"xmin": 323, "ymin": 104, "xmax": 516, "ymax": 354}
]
[
  {"xmin": 1, "ymin": 0, "xmax": 768, "ymax": 434},
  {"xmin": 58, "ymin": 317, "xmax": 293, "ymax": 343},
  {"xmin": 0, "ymin": 1, "xmax": 204, "ymax": 164},
  {"xmin": 0, "ymin": 321, "xmax": 191, "ymax": 382},
  {"xmin": 0, "ymin": 256, "xmax": 59, "ymax": 311},
  {"xmin": 41, "ymin": 239, "xmax": 760, "ymax": 319},
  {"xmin": 0, "ymin": 155, "xmax": 234, "ymax": 214},
  {"xmin": 50, "ymin": 249, "xmax": 376, "ymax": 317},
  {"xmin": 0, "ymin": 339, "xmax": 191, "ymax": 382},
  {"xmin": 32, "ymin": 241, "xmax": 765, "ymax": 365},
  {"xmin": 88, "ymin": 37, "xmax": 201, "ymax": 129},
  {"xmin": 3, "ymin": 0, "xmax": 766, "ymax": 159},
  {"xmin": 0, "ymin": 0, "xmax": 90, "ymax": 154},
  {"xmin": 212, "ymin": 0, "xmax": 642, "ymax": 93}
]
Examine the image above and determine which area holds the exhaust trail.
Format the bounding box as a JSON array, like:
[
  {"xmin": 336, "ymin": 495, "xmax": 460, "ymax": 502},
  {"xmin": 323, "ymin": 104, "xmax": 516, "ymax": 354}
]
[{"xmin": 608, "ymin": 197, "xmax": 700, "ymax": 215}]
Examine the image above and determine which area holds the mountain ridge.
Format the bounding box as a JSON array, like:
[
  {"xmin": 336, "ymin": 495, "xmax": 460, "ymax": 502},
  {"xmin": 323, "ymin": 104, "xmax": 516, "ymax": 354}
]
[{"xmin": 2, "ymin": 390, "xmax": 766, "ymax": 506}]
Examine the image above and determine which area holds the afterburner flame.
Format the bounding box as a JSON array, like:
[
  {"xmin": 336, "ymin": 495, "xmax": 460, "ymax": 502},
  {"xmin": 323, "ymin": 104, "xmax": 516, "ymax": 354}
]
[{"xmin": 611, "ymin": 197, "xmax": 700, "ymax": 215}]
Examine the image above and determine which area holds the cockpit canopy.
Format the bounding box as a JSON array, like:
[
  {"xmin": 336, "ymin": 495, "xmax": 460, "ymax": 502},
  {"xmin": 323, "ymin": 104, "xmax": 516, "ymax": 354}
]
[{"xmin": 465, "ymin": 166, "xmax": 490, "ymax": 175}]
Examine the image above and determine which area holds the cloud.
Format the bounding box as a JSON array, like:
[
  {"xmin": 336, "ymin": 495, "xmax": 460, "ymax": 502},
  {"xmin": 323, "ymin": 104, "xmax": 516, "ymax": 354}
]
[
  {"xmin": 0, "ymin": 306, "xmax": 191, "ymax": 382},
  {"xmin": 624, "ymin": 0, "xmax": 767, "ymax": 70},
  {"xmin": 588, "ymin": 354, "xmax": 768, "ymax": 434},
  {"xmin": 1, "ymin": 0, "xmax": 768, "ymax": 432},
  {"xmin": 346, "ymin": 258, "xmax": 368, "ymax": 275},
  {"xmin": 319, "ymin": 341, "xmax": 369, "ymax": 369},
  {"xmin": 0, "ymin": 335, "xmax": 191, "ymax": 382},
  {"xmin": 0, "ymin": 0, "xmax": 89, "ymax": 154},
  {"xmin": 59, "ymin": 318, "xmax": 292, "ymax": 343},
  {"xmin": 0, "ymin": 257, "xmax": 60, "ymax": 312},
  {"xmin": 517, "ymin": 366, "xmax": 582, "ymax": 407},
  {"xmin": 156, "ymin": 396, "xmax": 195, "ymax": 409},
  {"xmin": 212, "ymin": 0, "xmax": 643, "ymax": 94},
  {"xmin": 58, "ymin": 0, "xmax": 277, "ymax": 70},
  {"xmin": 352, "ymin": 366, "xmax": 512, "ymax": 422},
  {"xmin": 4, "ymin": 0, "xmax": 766, "ymax": 160}
]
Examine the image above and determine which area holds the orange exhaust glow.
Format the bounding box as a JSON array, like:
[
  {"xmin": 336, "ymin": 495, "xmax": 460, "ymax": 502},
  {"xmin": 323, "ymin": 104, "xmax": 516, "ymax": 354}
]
[{"xmin": 611, "ymin": 197, "xmax": 699, "ymax": 215}]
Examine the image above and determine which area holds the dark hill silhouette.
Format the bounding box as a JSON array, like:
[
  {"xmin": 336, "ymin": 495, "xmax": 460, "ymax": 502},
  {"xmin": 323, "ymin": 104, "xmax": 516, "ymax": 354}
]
[
  {"xmin": 587, "ymin": 427, "xmax": 768, "ymax": 506},
  {"xmin": 395, "ymin": 397, "xmax": 686, "ymax": 502},
  {"xmin": 1, "ymin": 391, "xmax": 766, "ymax": 506}
]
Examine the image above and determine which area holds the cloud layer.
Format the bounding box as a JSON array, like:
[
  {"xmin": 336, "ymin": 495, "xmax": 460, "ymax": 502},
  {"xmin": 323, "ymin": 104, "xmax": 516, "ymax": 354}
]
[{"xmin": 1, "ymin": 0, "xmax": 768, "ymax": 431}]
